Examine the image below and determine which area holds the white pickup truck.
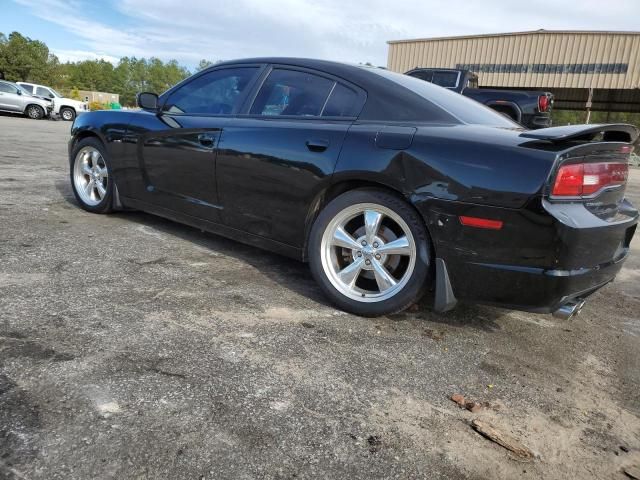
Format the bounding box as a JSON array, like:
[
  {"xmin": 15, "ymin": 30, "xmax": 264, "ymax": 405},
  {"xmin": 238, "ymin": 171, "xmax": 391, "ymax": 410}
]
[{"xmin": 17, "ymin": 82, "xmax": 89, "ymax": 121}]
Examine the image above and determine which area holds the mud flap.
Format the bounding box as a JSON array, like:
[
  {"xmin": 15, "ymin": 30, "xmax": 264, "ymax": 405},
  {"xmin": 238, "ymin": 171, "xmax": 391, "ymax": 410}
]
[{"xmin": 434, "ymin": 258, "xmax": 457, "ymax": 312}]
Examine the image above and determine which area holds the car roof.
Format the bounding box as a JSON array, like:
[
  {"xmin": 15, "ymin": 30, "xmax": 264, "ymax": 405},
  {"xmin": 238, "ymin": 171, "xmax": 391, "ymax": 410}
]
[{"xmin": 201, "ymin": 57, "xmax": 461, "ymax": 123}]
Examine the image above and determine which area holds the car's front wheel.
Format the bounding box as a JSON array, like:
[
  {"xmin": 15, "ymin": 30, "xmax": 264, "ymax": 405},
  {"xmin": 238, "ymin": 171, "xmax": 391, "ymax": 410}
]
[
  {"xmin": 60, "ymin": 107, "xmax": 76, "ymax": 121},
  {"xmin": 25, "ymin": 104, "xmax": 44, "ymax": 119},
  {"xmin": 70, "ymin": 138, "xmax": 114, "ymax": 214},
  {"xmin": 309, "ymin": 189, "xmax": 431, "ymax": 316}
]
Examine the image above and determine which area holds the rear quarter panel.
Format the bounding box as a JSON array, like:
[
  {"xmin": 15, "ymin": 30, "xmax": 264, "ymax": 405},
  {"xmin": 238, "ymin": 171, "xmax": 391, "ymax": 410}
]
[{"xmin": 334, "ymin": 123, "xmax": 555, "ymax": 209}]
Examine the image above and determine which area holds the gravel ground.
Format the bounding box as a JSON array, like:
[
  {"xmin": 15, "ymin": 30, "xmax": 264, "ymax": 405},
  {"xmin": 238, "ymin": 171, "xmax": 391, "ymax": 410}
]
[{"xmin": 1, "ymin": 115, "xmax": 639, "ymax": 480}]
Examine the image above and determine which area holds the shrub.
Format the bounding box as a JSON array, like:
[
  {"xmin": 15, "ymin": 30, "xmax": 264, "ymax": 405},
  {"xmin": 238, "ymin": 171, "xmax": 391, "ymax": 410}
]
[{"xmin": 88, "ymin": 101, "xmax": 109, "ymax": 111}]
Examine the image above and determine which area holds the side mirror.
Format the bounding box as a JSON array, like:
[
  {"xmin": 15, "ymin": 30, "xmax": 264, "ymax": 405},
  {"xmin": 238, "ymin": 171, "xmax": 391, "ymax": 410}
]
[
  {"xmin": 137, "ymin": 92, "xmax": 159, "ymax": 111},
  {"xmin": 16, "ymin": 90, "xmax": 22, "ymax": 95}
]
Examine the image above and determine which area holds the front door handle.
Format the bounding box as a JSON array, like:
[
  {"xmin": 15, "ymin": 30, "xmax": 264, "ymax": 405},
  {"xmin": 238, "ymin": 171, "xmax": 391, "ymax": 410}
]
[
  {"xmin": 198, "ymin": 133, "xmax": 216, "ymax": 148},
  {"xmin": 306, "ymin": 139, "xmax": 329, "ymax": 152}
]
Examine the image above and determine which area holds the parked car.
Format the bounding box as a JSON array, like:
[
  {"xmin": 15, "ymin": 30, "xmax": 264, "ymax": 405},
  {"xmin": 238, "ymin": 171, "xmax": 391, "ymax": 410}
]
[
  {"xmin": 17, "ymin": 82, "xmax": 88, "ymax": 121},
  {"xmin": 67, "ymin": 58, "xmax": 637, "ymax": 317},
  {"xmin": 405, "ymin": 68, "xmax": 554, "ymax": 129},
  {"xmin": 0, "ymin": 80, "xmax": 52, "ymax": 119}
]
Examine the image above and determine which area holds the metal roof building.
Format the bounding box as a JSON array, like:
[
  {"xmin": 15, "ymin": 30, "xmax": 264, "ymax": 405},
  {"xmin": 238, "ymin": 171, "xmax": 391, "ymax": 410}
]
[{"xmin": 387, "ymin": 30, "xmax": 640, "ymax": 112}]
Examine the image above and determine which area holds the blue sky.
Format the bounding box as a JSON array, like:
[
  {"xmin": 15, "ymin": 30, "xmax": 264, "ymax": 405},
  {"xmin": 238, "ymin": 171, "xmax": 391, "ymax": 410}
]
[{"xmin": 2, "ymin": 0, "xmax": 639, "ymax": 70}]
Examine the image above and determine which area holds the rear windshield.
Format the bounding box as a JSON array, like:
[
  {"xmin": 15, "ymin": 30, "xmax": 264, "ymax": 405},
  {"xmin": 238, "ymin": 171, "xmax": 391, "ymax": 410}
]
[{"xmin": 368, "ymin": 68, "xmax": 519, "ymax": 127}]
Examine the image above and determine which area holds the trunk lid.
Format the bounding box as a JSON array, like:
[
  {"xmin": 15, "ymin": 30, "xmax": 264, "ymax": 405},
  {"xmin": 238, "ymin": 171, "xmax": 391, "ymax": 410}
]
[{"xmin": 520, "ymin": 124, "xmax": 639, "ymax": 222}]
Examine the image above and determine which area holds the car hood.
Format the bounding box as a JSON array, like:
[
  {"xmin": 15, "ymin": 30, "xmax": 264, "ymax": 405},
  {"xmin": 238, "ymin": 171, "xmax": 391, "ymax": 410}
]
[{"xmin": 59, "ymin": 97, "xmax": 86, "ymax": 107}]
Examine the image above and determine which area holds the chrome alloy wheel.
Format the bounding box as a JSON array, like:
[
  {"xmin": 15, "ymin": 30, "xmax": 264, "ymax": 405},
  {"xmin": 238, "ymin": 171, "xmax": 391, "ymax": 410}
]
[
  {"xmin": 61, "ymin": 109, "xmax": 74, "ymax": 121},
  {"xmin": 73, "ymin": 146, "xmax": 108, "ymax": 206},
  {"xmin": 27, "ymin": 105, "xmax": 42, "ymax": 119},
  {"xmin": 320, "ymin": 203, "xmax": 417, "ymax": 303}
]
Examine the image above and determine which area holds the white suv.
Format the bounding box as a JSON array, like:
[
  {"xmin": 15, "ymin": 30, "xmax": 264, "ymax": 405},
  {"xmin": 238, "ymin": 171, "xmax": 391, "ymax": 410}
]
[{"xmin": 17, "ymin": 82, "xmax": 88, "ymax": 121}]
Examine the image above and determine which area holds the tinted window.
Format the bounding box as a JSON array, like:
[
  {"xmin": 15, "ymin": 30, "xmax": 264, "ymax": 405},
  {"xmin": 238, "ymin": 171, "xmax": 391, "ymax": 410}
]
[
  {"xmin": 369, "ymin": 68, "xmax": 518, "ymax": 127},
  {"xmin": 431, "ymin": 71, "xmax": 459, "ymax": 88},
  {"xmin": 0, "ymin": 82, "xmax": 17, "ymax": 94},
  {"xmin": 322, "ymin": 83, "xmax": 360, "ymax": 117},
  {"xmin": 251, "ymin": 69, "xmax": 334, "ymax": 117},
  {"xmin": 410, "ymin": 70, "xmax": 433, "ymax": 82},
  {"xmin": 163, "ymin": 67, "xmax": 257, "ymax": 115},
  {"xmin": 20, "ymin": 84, "xmax": 34, "ymax": 93},
  {"xmin": 36, "ymin": 86, "xmax": 52, "ymax": 97}
]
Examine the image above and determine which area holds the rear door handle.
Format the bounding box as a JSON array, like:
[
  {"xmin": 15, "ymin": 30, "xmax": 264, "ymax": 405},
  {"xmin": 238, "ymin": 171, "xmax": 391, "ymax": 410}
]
[
  {"xmin": 198, "ymin": 133, "xmax": 216, "ymax": 148},
  {"xmin": 306, "ymin": 139, "xmax": 329, "ymax": 152}
]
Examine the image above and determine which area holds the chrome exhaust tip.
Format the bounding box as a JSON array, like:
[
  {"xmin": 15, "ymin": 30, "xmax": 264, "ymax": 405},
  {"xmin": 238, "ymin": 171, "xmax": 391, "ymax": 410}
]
[{"xmin": 552, "ymin": 299, "xmax": 586, "ymax": 320}]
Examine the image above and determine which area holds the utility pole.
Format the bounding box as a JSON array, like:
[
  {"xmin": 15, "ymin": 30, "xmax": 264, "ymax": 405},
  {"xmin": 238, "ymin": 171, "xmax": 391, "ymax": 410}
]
[{"xmin": 585, "ymin": 88, "xmax": 593, "ymax": 124}]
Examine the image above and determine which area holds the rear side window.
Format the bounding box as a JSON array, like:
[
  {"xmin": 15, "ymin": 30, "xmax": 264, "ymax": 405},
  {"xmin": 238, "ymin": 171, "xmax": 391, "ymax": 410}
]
[
  {"xmin": 251, "ymin": 69, "xmax": 334, "ymax": 117},
  {"xmin": 20, "ymin": 84, "xmax": 34, "ymax": 93},
  {"xmin": 163, "ymin": 67, "xmax": 258, "ymax": 115},
  {"xmin": 431, "ymin": 71, "xmax": 459, "ymax": 88},
  {"xmin": 322, "ymin": 84, "xmax": 361, "ymax": 117}
]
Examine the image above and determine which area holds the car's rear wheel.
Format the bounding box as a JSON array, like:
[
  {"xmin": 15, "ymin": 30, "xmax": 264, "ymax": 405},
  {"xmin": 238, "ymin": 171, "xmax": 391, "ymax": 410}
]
[
  {"xmin": 25, "ymin": 104, "xmax": 44, "ymax": 119},
  {"xmin": 309, "ymin": 189, "xmax": 431, "ymax": 316},
  {"xmin": 60, "ymin": 107, "xmax": 76, "ymax": 121},
  {"xmin": 70, "ymin": 138, "xmax": 113, "ymax": 214}
]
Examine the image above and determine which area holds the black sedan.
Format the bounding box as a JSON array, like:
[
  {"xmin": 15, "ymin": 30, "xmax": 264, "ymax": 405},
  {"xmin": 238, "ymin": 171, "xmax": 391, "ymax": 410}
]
[{"xmin": 68, "ymin": 58, "xmax": 638, "ymax": 317}]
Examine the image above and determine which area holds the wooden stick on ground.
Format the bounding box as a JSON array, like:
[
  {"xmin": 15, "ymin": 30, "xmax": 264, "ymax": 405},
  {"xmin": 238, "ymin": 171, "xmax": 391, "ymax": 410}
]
[{"xmin": 471, "ymin": 419, "xmax": 534, "ymax": 460}]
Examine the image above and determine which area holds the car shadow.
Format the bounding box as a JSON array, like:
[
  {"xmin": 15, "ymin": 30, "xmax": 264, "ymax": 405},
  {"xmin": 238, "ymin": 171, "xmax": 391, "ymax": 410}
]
[{"xmin": 54, "ymin": 179, "xmax": 507, "ymax": 331}]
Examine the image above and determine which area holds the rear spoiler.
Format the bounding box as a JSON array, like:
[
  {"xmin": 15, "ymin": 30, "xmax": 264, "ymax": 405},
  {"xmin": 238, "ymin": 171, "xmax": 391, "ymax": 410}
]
[{"xmin": 519, "ymin": 124, "xmax": 638, "ymax": 144}]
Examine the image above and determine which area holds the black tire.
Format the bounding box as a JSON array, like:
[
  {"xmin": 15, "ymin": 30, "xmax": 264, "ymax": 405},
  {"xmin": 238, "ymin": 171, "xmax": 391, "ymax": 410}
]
[
  {"xmin": 69, "ymin": 137, "xmax": 114, "ymax": 214},
  {"xmin": 60, "ymin": 107, "xmax": 76, "ymax": 121},
  {"xmin": 25, "ymin": 104, "xmax": 44, "ymax": 119},
  {"xmin": 308, "ymin": 189, "xmax": 431, "ymax": 317}
]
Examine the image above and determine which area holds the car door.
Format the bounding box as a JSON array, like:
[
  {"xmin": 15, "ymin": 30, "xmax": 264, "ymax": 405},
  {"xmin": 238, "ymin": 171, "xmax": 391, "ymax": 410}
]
[
  {"xmin": 0, "ymin": 82, "xmax": 23, "ymax": 112},
  {"xmin": 135, "ymin": 66, "xmax": 262, "ymax": 222},
  {"xmin": 216, "ymin": 66, "xmax": 365, "ymax": 247}
]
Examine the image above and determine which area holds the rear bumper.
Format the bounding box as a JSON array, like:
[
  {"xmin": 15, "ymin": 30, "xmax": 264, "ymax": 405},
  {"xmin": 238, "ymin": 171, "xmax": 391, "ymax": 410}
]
[
  {"xmin": 522, "ymin": 113, "xmax": 552, "ymax": 129},
  {"xmin": 441, "ymin": 252, "xmax": 626, "ymax": 313},
  {"xmin": 419, "ymin": 197, "xmax": 638, "ymax": 313}
]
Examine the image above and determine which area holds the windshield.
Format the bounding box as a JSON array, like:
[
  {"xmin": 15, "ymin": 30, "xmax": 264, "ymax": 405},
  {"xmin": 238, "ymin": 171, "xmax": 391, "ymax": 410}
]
[
  {"xmin": 367, "ymin": 68, "xmax": 519, "ymax": 128},
  {"xmin": 48, "ymin": 88, "xmax": 63, "ymax": 98}
]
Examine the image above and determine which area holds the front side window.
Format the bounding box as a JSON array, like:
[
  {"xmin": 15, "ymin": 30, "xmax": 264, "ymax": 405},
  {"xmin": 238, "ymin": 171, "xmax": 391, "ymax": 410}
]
[
  {"xmin": 163, "ymin": 67, "xmax": 258, "ymax": 115},
  {"xmin": 36, "ymin": 86, "xmax": 53, "ymax": 98},
  {"xmin": 431, "ymin": 71, "xmax": 459, "ymax": 89},
  {"xmin": 250, "ymin": 69, "xmax": 334, "ymax": 117}
]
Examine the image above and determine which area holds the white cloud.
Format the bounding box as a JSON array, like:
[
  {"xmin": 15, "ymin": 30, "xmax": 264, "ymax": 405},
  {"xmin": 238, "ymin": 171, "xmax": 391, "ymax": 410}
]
[
  {"xmin": 52, "ymin": 49, "xmax": 120, "ymax": 64},
  {"xmin": 12, "ymin": 0, "xmax": 640, "ymax": 67}
]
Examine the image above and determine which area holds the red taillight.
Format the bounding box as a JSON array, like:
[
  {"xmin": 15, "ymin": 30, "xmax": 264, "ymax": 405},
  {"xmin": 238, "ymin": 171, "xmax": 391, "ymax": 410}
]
[
  {"xmin": 552, "ymin": 162, "xmax": 628, "ymax": 197},
  {"xmin": 538, "ymin": 95, "xmax": 550, "ymax": 112},
  {"xmin": 459, "ymin": 216, "xmax": 503, "ymax": 230}
]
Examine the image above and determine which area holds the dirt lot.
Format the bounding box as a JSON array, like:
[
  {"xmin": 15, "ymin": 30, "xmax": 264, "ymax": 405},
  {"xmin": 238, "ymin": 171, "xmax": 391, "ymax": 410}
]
[{"xmin": 1, "ymin": 115, "xmax": 639, "ymax": 479}]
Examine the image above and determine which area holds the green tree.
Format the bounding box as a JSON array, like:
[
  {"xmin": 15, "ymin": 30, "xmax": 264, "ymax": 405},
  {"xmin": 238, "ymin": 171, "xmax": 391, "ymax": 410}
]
[
  {"xmin": 70, "ymin": 86, "xmax": 81, "ymax": 100},
  {"xmin": 197, "ymin": 59, "xmax": 214, "ymax": 71},
  {"xmin": 0, "ymin": 31, "xmax": 59, "ymax": 83}
]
